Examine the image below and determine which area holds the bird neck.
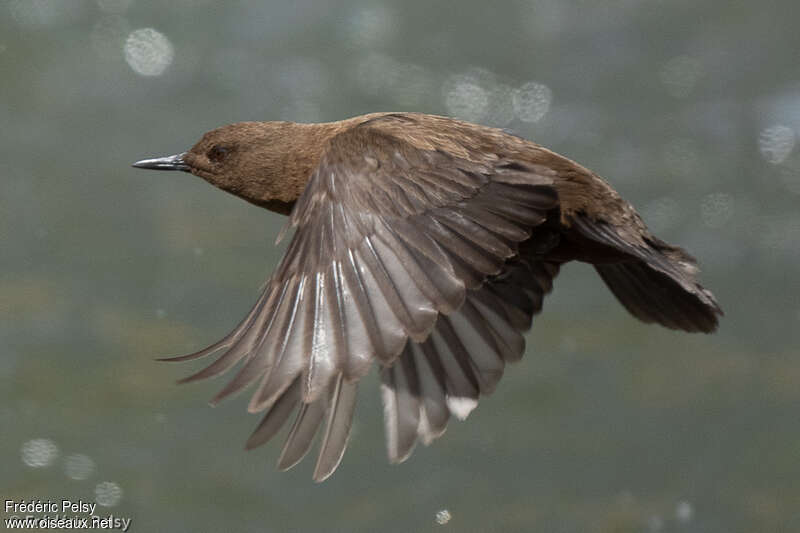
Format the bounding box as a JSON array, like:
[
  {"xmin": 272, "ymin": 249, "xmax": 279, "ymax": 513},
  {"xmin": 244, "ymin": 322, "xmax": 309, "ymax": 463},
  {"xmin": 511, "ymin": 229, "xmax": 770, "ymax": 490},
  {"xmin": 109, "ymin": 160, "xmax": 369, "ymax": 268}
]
[{"xmin": 245, "ymin": 117, "xmax": 375, "ymax": 216}]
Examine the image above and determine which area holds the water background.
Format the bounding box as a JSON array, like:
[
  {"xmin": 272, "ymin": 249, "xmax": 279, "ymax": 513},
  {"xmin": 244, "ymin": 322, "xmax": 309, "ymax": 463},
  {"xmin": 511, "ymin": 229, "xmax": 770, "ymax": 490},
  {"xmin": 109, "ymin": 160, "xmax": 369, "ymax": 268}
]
[{"xmin": 2, "ymin": 1, "xmax": 799, "ymax": 531}]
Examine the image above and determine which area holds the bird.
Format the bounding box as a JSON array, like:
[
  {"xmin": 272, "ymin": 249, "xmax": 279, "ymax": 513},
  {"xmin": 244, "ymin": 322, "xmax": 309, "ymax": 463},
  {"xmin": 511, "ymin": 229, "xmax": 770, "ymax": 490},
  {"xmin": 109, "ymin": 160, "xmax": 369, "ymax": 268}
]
[{"xmin": 133, "ymin": 112, "xmax": 722, "ymax": 482}]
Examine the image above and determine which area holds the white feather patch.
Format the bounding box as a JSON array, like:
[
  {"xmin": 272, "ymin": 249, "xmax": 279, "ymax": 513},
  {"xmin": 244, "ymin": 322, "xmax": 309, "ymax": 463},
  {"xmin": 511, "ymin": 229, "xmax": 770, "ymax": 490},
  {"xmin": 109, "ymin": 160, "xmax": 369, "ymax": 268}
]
[
  {"xmin": 446, "ymin": 395, "xmax": 478, "ymax": 420},
  {"xmin": 380, "ymin": 382, "xmax": 400, "ymax": 462}
]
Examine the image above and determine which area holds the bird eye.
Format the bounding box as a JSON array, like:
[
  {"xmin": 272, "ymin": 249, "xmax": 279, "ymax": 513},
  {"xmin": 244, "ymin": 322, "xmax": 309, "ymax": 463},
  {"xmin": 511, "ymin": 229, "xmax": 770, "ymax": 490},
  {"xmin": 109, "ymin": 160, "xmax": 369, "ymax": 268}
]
[{"xmin": 208, "ymin": 145, "xmax": 229, "ymax": 163}]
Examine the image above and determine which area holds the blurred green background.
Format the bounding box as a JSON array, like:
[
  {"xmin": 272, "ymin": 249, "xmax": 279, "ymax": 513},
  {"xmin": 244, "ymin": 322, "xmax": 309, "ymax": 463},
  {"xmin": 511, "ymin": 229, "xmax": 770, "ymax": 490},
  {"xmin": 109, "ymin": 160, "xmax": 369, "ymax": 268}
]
[{"xmin": 2, "ymin": 1, "xmax": 799, "ymax": 531}]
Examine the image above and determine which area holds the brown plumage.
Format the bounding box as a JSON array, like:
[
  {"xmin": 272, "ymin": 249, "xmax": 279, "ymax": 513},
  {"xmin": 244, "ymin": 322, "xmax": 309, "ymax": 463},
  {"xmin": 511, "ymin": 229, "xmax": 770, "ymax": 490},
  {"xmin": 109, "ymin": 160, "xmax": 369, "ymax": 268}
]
[{"xmin": 133, "ymin": 112, "xmax": 722, "ymax": 481}]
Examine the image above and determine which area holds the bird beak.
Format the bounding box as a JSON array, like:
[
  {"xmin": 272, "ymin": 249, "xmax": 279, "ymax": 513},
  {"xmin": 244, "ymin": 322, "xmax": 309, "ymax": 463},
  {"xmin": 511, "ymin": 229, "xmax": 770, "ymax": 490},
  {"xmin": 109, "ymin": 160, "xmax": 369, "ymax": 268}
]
[{"xmin": 132, "ymin": 152, "xmax": 190, "ymax": 171}]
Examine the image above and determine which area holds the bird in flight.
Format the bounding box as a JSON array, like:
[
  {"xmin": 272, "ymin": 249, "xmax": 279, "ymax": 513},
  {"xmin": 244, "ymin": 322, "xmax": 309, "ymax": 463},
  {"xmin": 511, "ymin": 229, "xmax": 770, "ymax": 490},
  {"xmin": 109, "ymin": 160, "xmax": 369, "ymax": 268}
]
[{"xmin": 133, "ymin": 112, "xmax": 722, "ymax": 482}]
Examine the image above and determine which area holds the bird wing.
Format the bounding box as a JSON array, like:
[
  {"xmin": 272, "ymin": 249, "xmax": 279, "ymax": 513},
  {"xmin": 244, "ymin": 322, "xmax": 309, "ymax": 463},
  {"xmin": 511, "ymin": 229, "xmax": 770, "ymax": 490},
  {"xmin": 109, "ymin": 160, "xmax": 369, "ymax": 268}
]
[
  {"xmin": 163, "ymin": 124, "xmax": 560, "ymax": 481},
  {"xmin": 379, "ymin": 256, "xmax": 560, "ymax": 463}
]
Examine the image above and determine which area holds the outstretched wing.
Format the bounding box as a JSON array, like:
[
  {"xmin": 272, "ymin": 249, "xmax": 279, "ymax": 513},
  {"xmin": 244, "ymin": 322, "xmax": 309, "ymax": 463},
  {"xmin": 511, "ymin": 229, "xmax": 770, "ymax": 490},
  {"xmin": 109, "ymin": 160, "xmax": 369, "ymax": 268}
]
[
  {"xmin": 163, "ymin": 123, "xmax": 560, "ymax": 481},
  {"xmin": 380, "ymin": 256, "xmax": 560, "ymax": 463}
]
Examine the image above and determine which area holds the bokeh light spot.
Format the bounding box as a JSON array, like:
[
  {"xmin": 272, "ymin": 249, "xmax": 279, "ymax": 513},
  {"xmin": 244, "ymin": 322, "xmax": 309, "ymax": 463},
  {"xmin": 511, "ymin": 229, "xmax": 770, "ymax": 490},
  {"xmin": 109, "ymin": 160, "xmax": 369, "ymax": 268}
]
[
  {"xmin": 435, "ymin": 509, "xmax": 452, "ymax": 525},
  {"xmin": 21, "ymin": 438, "xmax": 59, "ymax": 468},
  {"xmin": 675, "ymin": 500, "xmax": 693, "ymax": 522},
  {"xmin": 124, "ymin": 28, "xmax": 174, "ymax": 77},
  {"xmin": 443, "ymin": 73, "xmax": 490, "ymax": 123},
  {"xmin": 512, "ymin": 81, "xmax": 553, "ymax": 123},
  {"xmin": 64, "ymin": 453, "xmax": 95, "ymax": 480},
  {"xmin": 95, "ymin": 481, "xmax": 124, "ymax": 507},
  {"xmin": 758, "ymin": 124, "xmax": 795, "ymax": 164},
  {"xmin": 443, "ymin": 69, "xmax": 516, "ymax": 127},
  {"xmin": 346, "ymin": 5, "xmax": 397, "ymax": 48}
]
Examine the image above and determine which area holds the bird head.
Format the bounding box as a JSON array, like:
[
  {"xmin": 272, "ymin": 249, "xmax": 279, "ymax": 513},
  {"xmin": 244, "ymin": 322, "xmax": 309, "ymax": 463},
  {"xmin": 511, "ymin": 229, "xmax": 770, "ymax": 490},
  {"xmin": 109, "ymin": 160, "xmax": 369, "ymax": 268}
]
[{"xmin": 133, "ymin": 121, "xmax": 313, "ymax": 215}]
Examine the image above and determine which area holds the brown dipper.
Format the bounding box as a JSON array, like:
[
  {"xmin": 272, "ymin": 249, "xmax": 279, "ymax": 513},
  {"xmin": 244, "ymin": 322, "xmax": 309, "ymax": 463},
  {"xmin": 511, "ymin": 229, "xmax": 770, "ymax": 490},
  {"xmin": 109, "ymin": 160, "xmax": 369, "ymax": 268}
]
[{"xmin": 133, "ymin": 112, "xmax": 722, "ymax": 481}]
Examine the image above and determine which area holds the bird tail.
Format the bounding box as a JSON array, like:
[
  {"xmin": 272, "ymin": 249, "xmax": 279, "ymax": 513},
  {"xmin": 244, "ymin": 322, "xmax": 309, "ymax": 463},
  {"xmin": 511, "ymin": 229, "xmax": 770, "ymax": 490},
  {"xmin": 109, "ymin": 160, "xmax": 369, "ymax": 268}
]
[
  {"xmin": 594, "ymin": 256, "xmax": 722, "ymax": 333},
  {"xmin": 566, "ymin": 214, "xmax": 722, "ymax": 333}
]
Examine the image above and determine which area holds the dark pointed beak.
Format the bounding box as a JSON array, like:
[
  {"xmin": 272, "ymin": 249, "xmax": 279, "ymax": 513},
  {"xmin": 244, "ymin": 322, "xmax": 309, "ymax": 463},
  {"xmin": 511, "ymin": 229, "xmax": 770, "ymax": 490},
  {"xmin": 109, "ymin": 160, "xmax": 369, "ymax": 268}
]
[{"xmin": 132, "ymin": 152, "xmax": 190, "ymax": 171}]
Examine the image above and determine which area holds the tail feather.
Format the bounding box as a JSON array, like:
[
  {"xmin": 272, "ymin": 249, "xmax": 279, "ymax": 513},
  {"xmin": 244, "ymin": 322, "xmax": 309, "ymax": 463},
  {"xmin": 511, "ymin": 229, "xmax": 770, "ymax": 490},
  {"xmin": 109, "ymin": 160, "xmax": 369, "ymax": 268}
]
[
  {"xmin": 569, "ymin": 214, "xmax": 722, "ymax": 333},
  {"xmin": 595, "ymin": 261, "xmax": 722, "ymax": 333}
]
